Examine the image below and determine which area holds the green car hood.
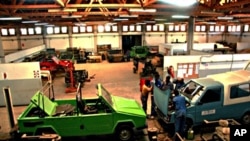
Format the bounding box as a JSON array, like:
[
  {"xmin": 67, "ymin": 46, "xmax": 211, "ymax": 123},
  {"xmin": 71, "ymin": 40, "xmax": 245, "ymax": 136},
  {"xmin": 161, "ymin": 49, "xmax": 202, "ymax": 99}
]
[{"xmin": 112, "ymin": 96, "xmax": 146, "ymax": 116}]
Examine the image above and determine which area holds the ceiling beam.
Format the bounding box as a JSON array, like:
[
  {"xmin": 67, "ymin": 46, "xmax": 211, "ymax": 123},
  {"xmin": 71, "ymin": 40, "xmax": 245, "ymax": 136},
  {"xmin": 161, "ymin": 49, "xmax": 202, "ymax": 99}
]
[{"xmin": 0, "ymin": 4, "xmax": 195, "ymax": 9}]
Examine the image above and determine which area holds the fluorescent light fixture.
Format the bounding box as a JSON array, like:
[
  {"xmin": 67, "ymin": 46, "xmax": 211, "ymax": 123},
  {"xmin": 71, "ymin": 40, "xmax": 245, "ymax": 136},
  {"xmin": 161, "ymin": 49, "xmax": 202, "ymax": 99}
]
[
  {"xmin": 35, "ymin": 22, "xmax": 49, "ymax": 26},
  {"xmin": 206, "ymin": 22, "xmax": 216, "ymax": 24},
  {"xmin": 144, "ymin": 20, "xmax": 156, "ymax": 23},
  {"xmin": 172, "ymin": 15, "xmax": 190, "ymax": 19},
  {"xmin": 22, "ymin": 20, "xmax": 39, "ymax": 24},
  {"xmin": 45, "ymin": 24, "xmax": 55, "ymax": 27},
  {"xmin": 164, "ymin": 22, "xmax": 174, "ymax": 24},
  {"xmin": 129, "ymin": 8, "xmax": 156, "ymax": 12},
  {"xmin": 160, "ymin": 0, "xmax": 197, "ymax": 7},
  {"xmin": 61, "ymin": 15, "xmax": 82, "ymax": 18},
  {"xmin": 113, "ymin": 18, "xmax": 129, "ymax": 21},
  {"xmin": 119, "ymin": 15, "xmax": 138, "ymax": 18},
  {"xmin": 75, "ymin": 23, "xmax": 86, "ymax": 26},
  {"xmin": 136, "ymin": 22, "xmax": 146, "ymax": 25},
  {"xmin": 48, "ymin": 8, "xmax": 77, "ymax": 12},
  {"xmin": 217, "ymin": 16, "xmax": 233, "ymax": 20},
  {"xmin": 155, "ymin": 18, "xmax": 167, "ymax": 21},
  {"xmin": 0, "ymin": 17, "xmax": 22, "ymax": 20}
]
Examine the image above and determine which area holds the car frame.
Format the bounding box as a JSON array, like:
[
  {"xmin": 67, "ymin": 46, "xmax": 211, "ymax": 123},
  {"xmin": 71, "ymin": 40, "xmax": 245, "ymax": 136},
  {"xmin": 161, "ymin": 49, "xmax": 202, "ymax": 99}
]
[{"xmin": 17, "ymin": 83, "xmax": 147, "ymax": 141}]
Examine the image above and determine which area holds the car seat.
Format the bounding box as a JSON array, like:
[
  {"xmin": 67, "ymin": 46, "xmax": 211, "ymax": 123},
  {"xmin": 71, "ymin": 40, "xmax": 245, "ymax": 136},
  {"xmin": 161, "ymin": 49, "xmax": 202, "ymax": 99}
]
[{"xmin": 76, "ymin": 93, "xmax": 98, "ymax": 114}]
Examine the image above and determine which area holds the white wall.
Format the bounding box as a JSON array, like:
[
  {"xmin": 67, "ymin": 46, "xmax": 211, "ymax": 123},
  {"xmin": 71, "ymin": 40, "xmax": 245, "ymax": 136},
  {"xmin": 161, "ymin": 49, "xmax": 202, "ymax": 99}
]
[
  {"xmin": 145, "ymin": 32, "xmax": 165, "ymax": 46},
  {"xmin": 46, "ymin": 34, "xmax": 69, "ymax": 50},
  {"xmin": 72, "ymin": 34, "xmax": 95, "ymax": 51},
  {"xmin": 96, "ymin": 33, "xmax": 120, "ymax": 48}
]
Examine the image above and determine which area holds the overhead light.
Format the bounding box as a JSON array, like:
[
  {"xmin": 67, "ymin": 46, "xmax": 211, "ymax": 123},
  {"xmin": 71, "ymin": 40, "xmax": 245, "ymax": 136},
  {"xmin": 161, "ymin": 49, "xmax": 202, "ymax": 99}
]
[
  {"xmin": 164, "ymin": 22, "xmax": 174, "ymax": 24},
  {"xmin": 155, "ymin": 18, "xmax": 167, "ymax": 21},
  {"xmin": 172, "ymin": 15, "xmax": 190, "ymax": 19},
  {"xmin": 144, "ymin": 20, "xmax": 155, "ymax": 23},
  {"xmin": 206, "ymin": 22, "xmax": 216, "ymax": 24},
  {"xmin": 113, "ymin": 18, "xmax": 129, "ymax": 21},
  {"xmin": 48, "ymin": 8, "xmax": 77, "ymax": 12},
  {"xmin": 45, "ymin": 24, "xmax": 55, "ymax": 27},
  {"xmin": 129, "ymin": 8, "xmax": 156, "ymax": 12},
  {"xmin": 217, "ymin": 16, "xmax": 233, "ymax": 20},
  {"xmin": 160, "ymin": 0, "xmax": 197, "ymax": 7},
  {"xmin": 22, "ymin": 20, "xmax": 39, "ymax": 24},
  {"xmin": 136, "ymin": 22, "xmax": 146, "ymax": 25},
  {"xmin": 61, "ymin": 15, "xmax": 82, "ymax": 18},
  {"xmin": 200, "ymin": 11, "xmax": 223, "ymax": 15},
  {"xmin": 0, "ymin": 17, "xmax": 22, "ymax": 20},
  {"xmin": 119, "ymin": 15, "xmax": 138, "ymax": 18},
  {"xmin": 35, "ymin": 22, "xmax": 49, "ymax": 26},
  {"xmin": 75, "ymin": 23, "xmax": 86, "ymax": 26}
]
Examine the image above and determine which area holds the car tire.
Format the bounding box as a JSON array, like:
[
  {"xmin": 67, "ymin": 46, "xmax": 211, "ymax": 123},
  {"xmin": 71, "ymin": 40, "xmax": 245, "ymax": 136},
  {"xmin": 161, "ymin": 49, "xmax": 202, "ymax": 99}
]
[
  {"xmin": 241, "ymin": 112, "xmax": 250, "ymax": 124},
  {"xmin": 115, "ymin": 125, "xmax": 134, "ymax": 141}
]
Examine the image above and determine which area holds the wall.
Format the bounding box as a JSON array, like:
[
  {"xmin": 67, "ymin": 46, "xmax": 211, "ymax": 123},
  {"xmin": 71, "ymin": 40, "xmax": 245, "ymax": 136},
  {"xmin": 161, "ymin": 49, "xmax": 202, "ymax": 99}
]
[
  {"xmin": 2, "ymin": 25, "xmax": 250, "ymax": 54},
  {"xmin": 163, "ymin": 54, "xmax": 250, "ymax": 80},
  {"xmin": 4, "ymin": 44, "xmax": 45, "ymax": 62}
]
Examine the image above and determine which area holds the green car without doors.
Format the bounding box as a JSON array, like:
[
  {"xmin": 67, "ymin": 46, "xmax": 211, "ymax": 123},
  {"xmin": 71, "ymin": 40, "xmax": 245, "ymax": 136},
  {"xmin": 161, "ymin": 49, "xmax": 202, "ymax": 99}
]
[{"xmin": 17, "ymin": 83, "xmax": 147, "ymax": 141}]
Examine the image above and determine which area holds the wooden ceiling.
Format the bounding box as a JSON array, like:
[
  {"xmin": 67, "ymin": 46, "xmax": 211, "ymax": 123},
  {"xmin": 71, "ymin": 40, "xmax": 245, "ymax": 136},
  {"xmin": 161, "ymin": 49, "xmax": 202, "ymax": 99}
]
[{"xmin": 0, "ymin": 0, "xmax": 250, "ymax": 27}]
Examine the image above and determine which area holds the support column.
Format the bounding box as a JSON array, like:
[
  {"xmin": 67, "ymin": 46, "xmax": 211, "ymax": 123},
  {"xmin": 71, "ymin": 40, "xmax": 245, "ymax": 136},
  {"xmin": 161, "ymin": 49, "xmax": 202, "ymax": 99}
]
[
  {"xmin": 0, "ymin": 35, "xmax": 5, "ymax": 63},
  {"xmin": 42, "ymin": 26, "xmax": 48, "ymax": 48},
  {"xmin": 16, "ymin": 27, "xmax": 22, "ymax": 50},
  {"xmin": 187, "ymin": 17, "xmax": 195, "ymax": 55},
  {"xmin": 68, "ymin": 26, "xmax": 73, "ymax": 47},
  {"xmin": 93, "ymin": 25, "xmax": 97, "ymax": 52}
]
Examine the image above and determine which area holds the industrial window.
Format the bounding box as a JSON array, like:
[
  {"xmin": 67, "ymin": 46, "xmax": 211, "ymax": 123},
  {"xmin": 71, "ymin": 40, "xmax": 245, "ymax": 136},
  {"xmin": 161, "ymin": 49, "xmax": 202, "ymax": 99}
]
[
  {"xmin": 86, "ymin": 26, "xmax": 93, "ymax": 32},
  {"xmin": 130, "ymin": 25, "xmax": 135, "ymax": 31},
  {"xmin": 158, "ymin": 24, "xmax": 164, "ymax": 31},
  {"xmin": 1, "ymin": 28, "xmax": 8, "ymax": 36},
  {"xmin": 175, "ymin": 25, "xmax": 179, "ymax": 31},
  {"xmin": 105, "ymin": 25, "xmax": 111, "ymax": 32},
  {"xmin": 169, "ymin": 25, "xmax": 174, "ymax": 31},
  {"xmin": 122, "ymin": 25, "xmax": 128, "ymax": 32},
  {"xmin": 209, "ymin": 25, "xmax": 214, "ymax": 32},
  {"xmin": 28, "ymin": 28, "xmax": 34, "ymax": 35},
  {"xmin": 180, "ymin": 25, "xmax": 186, "ymax": 31},
  {"xmin": 97, "ymin": 25, "xmax": 104, "ymax": 32},
  {"xmin": 146, "ymin": 25, "xmax": 152, "ymax": 31},
  {"xmin": 152, "ymin": 25, "xmax": 158, "ymax": 31},
  {"xmin": 20, "ymin": 28, "xmax": 28, "ymax": 35},
  {"xmin": 9, "ymin": 28, "xmax": 15, "ymax": 35},
  {"xmin": 54, "ymin": 27, "xmax": 60, "ymax": 34},
  {"xmin": 136, "ymin": 25, "xmax": 142, "ymax": 31},
  {"xmin": 80, "ymin": 26, "xmax": 86, "ymax": 32},
  {"xmin": 244, "ymin": 25, "xmax": 249, "ymax": 32},
  {"xmin": 230, "ymin": 83, "xmax": 250, "ymax": 99},
  {"xmin": 72, "ymin": 26, "xmax": 79, "ymax": 33},
  {"xmin": 35, "ymin": 27, "xmax": 42, "ymax": 34},
  {"xmin": 195, "ymin": 25, "xmax": 201, "ymax": 32},
  {"xmin": 46, "ymin": 27, "xmax": 53, "ymax": 34},
  {"xmin": 112, "ymin": 25, "xmax": 118, "ymax": 32},
  {"xmin": 61, "ymin": 26, "xmax": 68, "ymax": 33},
  {"xmin": 201, "ymin": 25, "xmax": 206, "ymax": 31}
]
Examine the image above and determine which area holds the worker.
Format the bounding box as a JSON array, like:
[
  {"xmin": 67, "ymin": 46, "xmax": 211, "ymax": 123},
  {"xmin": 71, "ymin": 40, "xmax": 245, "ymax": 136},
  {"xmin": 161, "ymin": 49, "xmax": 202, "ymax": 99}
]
[
  {"xmin": 172, "ymin": 89, "xmax": 187, "ymax": 137},
  {"xmin": 173, "ymin": 77, "xmax": 185, "ymax": 90},
  {"xmin": 141, "ymin": 79, "xmax": 152, "ymax": 115},
  {"xmin": 167, "ymin": 65, "xmax": 175, "ymax": 80},
  {"xmin": 161, "ymin": 76, "xmax": 174, "ymax": 91}
]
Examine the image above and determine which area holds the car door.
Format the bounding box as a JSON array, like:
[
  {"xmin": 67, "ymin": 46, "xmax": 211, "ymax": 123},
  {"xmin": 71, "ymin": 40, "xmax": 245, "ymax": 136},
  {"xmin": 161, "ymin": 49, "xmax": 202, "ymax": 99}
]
[{"xmin": 195, "ymin": 87, "xmax": 222, "ymax": 124}]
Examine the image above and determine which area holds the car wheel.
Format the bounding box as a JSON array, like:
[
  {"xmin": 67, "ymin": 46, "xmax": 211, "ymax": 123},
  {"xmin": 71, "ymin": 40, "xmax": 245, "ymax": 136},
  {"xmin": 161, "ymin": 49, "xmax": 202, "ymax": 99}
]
[
  {"xmin": 115, "ymin": 125, "xmax": 134, "ymax": 141},
  {"xmin": 242, "ymin": 112, "xmax": 250, "ymax": 124}
]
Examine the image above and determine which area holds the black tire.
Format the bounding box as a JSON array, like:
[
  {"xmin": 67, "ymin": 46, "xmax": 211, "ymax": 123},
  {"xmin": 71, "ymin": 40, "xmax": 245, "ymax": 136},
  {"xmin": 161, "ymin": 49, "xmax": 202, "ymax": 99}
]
[
  {"xmin": 241, "ymin": 112, "xmax": 250, "ymax": 124},
  {"xmin": 115, "ymin": 125, "xmax": 134, "ymax": 141}
]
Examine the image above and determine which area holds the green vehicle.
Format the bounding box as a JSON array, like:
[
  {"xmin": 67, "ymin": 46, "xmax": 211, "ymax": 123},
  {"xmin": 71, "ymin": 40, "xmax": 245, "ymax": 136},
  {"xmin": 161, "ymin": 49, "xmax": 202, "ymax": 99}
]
[
  {"xmin": 17, "ymin": 83, "xmax": 147, "ymax": 141},
  {"xmin": 130, "ymin": 46, "xmax": 149, "ymax": 60}
]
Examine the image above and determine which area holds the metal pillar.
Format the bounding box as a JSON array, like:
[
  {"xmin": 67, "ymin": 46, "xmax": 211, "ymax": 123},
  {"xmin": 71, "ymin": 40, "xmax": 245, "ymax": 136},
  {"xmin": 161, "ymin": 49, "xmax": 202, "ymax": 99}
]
[{"xmin": 187, "ymin": 17, "xmax": 195, "ymax": 55}]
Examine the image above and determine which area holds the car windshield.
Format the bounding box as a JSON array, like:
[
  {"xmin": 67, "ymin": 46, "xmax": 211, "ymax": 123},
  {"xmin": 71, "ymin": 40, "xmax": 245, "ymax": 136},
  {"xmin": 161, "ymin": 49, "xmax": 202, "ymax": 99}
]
[
  {"xmin": 180, "ymin": 80, "xmax": 203, "ymax": 100},
  {"xmin": 100, "ymin": 85, "xmax": 113, "ymax": 106}
]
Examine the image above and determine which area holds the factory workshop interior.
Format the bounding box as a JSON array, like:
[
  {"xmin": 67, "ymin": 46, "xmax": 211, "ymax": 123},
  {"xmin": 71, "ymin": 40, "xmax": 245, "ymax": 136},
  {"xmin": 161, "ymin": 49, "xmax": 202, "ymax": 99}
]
[{"xmin": 1, "ymin": 0, "xmax": 250, "ymax": 141}]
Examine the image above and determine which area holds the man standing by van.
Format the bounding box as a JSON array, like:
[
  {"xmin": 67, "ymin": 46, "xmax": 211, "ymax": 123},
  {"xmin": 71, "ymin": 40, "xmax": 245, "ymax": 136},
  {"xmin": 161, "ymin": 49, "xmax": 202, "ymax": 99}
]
[{"xmin": 172, "ymin": 89, "xmax": 187, "ymax": 137}]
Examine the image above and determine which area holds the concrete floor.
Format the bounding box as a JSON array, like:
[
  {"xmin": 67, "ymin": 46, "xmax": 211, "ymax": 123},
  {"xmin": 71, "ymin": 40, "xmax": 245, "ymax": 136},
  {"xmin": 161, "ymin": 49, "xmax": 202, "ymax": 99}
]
[{"xmin": 0, "ymin": 60, "xmax": 205, "ymax": 141}]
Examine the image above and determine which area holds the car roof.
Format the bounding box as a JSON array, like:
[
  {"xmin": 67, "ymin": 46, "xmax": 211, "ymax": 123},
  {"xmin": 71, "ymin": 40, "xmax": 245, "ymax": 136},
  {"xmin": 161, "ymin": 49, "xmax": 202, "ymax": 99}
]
[{"xmin": 207, "ymin": 70, "xmax": 250, "ymax": 86}]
